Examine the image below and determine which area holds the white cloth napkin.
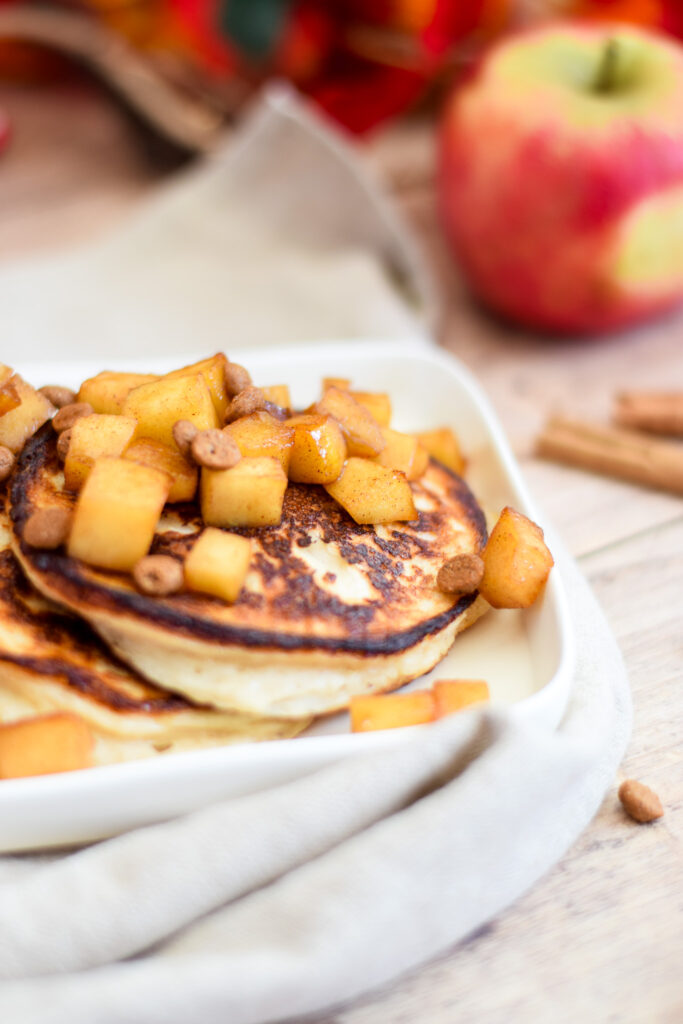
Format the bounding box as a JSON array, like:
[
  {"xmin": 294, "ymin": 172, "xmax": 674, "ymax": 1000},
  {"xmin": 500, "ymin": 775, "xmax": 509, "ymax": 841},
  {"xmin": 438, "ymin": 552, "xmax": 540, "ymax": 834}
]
[{"xmin": 0, "ymin": 88, "xmax": 631, "ymax": 1022}]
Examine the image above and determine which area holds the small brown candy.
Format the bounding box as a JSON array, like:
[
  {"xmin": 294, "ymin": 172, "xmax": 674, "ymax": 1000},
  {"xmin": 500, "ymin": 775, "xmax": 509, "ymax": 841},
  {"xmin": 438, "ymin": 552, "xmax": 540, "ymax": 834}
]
[
  {"xmin": 191, "ymin": 429, "xmax": 241, "ymax": 470},
  {"xmin": 23, "ymin": 508, "xmax": 73, "ymax": 550},
  {"xmin": 224, "ymin": 386, "xmax": 267, "ymax": 423},
  {"xmin": 437, "ymin": 553, "xmax": 485, "ymax": 595},
  {"xmin": 133, "ymin": 555, "xmax": 184, "ymax": 597},
  {"xmin": 618, "ymin": 779, "xmax": 664, "ymax": 823},
  {"xmin": 56, "ymin": 428, "xmax": 73, "ymax": 463},
  {"xmin": 0, "ymin": 445, "xmax": 15, "ymax": 483},
  {"xmin": 39, "ymin": 385, "xmax": 77, "ymax": 408},
  {"xmin": 52, "ymin": 402, "xmax": 93, "ymax": 433},
  {"xmin": 172, "ymin": 419, "xmax": 199, "ymax": 458},
  {"xmin": 224, "ymin": 362, "xmax": 252, "ymax": 397}
]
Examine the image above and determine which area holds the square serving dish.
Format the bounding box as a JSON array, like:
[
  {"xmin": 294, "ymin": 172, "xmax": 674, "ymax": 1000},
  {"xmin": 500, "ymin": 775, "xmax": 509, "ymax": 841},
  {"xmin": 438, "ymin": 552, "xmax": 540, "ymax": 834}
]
[{"xmin": 0, "ymin": 340, "xmax": 574, "ymax": 852}]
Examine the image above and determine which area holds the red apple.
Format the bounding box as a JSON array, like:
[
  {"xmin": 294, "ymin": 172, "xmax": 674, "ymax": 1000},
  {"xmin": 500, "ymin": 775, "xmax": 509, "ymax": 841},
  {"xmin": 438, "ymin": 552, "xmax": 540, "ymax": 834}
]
[{"xmin": 439, "ymin": 22, "xmax": 683, "ymax": 335}]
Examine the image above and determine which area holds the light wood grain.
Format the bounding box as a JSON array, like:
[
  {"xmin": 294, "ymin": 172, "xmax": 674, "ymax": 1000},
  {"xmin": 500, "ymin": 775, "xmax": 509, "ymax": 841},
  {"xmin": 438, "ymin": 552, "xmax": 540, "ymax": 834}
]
[{"xmin": 0, "ymin": 84, "xmax": 681, "ymax": 1024}]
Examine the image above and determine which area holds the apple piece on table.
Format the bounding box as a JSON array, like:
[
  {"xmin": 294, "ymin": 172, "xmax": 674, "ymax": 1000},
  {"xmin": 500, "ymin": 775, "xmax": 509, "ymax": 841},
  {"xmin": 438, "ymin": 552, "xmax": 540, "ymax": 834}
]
[
  {"xmin": 163, "ymin": 353, "xmax": 229, "ymax": 421},
  {"xmin": 349, "ymin": 391, "xmax": 392, "ymax": 427},
  {"xmin": 201, "ymin": 457, "xmax": 288, "ymax": 528},
  {"xmin": 184, "ymin": 528, "xmax": 252, "ymax": 604},
  {"xmin": 124, "ymin": 437, "xmax": 198, "ymax": 503},
  {"xmin": 315, "ymin": 386, "xmax": 386, "ymax": 457},
  {"xmin": 371, "ymin": 427, "xmax": 428, "ymax": 480},
  {"xmin": 479, "ymin": 506, "xmax": 554, "ymax": 609},
  {"xmin": 350, "ymin": 692, "xmax": 436, "ymax": 732},
  {"xmin": 324, "ymin": 457, "xmax": 417, "ymax": 524},
  {"xmin": 433, "ymin": 680, "xmax": 490, "ymax": 718},
  {"xmin": 0, "ymin": 713, "xmax": 93, "ymax": 778},
  {"xmin": 416, "ymin": 428, "xmax": 465, "ymax": 475},
  {"xmin": 78, "ymin": 371, "xmax": 159, "ymax": 415},
  {"xmin": 225, "ymin": 411, "xmax": 294, "ymax": 474},
  {"xmin": 63, "ymin": 414, "xmax": 138, "ymax": 492},
  {"xmin": 286, "ymin": 413, "xmax": 346, "ymax": 484},
  {"xmin": 0, "ymin": 370, "xmax": 55, "ymax": 453},
  {"xmin": 122, "ymin": 373, "xmax": 218, "ymax": 449},
  {"xmin": 68, "ymin": 457, "xmax": 171, "ymax": 571}
]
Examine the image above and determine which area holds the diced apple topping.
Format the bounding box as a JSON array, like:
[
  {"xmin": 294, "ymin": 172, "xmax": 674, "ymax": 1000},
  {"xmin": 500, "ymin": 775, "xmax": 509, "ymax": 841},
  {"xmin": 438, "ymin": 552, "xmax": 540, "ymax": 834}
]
[
  {"xmin": 286, "ymin": 413, "xmax": 346, "ymax": 484},
  {"xmin": 371, "ymin": 427, "xmax": 429, "ymax": 481},
  {"xmin": 350, "ymin": 692, "xmax": 436, "ymax": 732},
  {"xmin": 260, "ymin": 385, "xmax": 291, "ymax": 412},
  {"xmin": 322, "ymin": 377, "xmax": 351, "ymax": 392},
  {"xmin": 225, "ymin": 410, "xmax": 294, "ymax": 474},
  {"xmin": 78, "ymin": 371, "xmax": 159, "ymax": 415},
  {"xmin": 0, "ymin": 713, "xmax": 93, "ymax": 778},
  {"xmin": 68, "ymin": 457, "xmax": 171, "ymax": 571},
  {"xmin": 315, "ymin": 386, "xmax": 386, "ymax": 458},
  {"xmin": 0, "ymin": 370, "xmax": 55, "ymax": 454},
  {"xmin": 417, "ymin": 427, "xmax": 465, "ymax": 475},
  {"xmin": 325, "ymin": 457, "xmax": 416, "ymax": 524},
  {"xmin": 201, "ymin": 456, "xmax": 288, "ymax": 528},
  {"xmin": 0, "ymin": 366, "xmax": 21, "ymax": 417},
  {"xmin": 432, "ymin": 680, "xmax": 490, "ymax": 717},
  {"xmin": 349, "ymin": 391, "xmax": 392, "ymax": 427},
  {"xmin": 63, "ymin": 414, "xmax": 138, "ymax": 492},
  {"xmin": 163, "ymin": 353, "xmax": 229, "ymax": 421},
  {"xmin": 122, "ymin": 372, "xmax": 218, "ymax": 449},
  {"xmin": 478, "ymin": 506, "xmax": 554, "ymax": 609},
  {"xmin": 184, "ymin": 527, "xmax": 252, "ymax": 604},
  {"xmin": 124, "ymin": 437, "xmax": 198, "ymax": 503}
]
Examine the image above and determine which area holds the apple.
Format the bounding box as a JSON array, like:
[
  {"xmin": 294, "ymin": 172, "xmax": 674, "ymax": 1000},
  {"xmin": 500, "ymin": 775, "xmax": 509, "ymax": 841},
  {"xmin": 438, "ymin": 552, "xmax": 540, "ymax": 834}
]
[{"xmin": 439, "ymin": 22, "xmax": 683, "ymax": 334}]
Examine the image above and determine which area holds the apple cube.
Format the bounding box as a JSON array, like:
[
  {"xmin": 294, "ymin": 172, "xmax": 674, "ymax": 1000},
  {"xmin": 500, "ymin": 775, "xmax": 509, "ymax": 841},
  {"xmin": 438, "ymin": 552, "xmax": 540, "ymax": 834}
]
[
  {"xmin": 417, "ymin": 428, "xmax": 465, "ymax": 475},
  {"xmin": 260, "ymin": 385, "xmax": 291, "ymax": 412},
  {"xmin": 184, "ymin": 527, "xmax": 252, "ymax": 604},
  {"xmin": 78, "ymin": 371, "xmax": 159, "ymax": 415},
  {"xmin": 163, "ymin": 353, "xmax": 229, "ymax": 421},
  {"xmin": 0, "ymin": 371, "xmax": 55, "ymax": 454},
  {"xmin": 315, "ymin": 387, "xmax": 386, "ymax": 458},
  {"xmin": 349, "ymin": 391, "xmax": 392, "ymax": 427},
  {"xmin": 124, "ymin": 437, "xmax": 198, "ymax": 503},
  {"xmin": 325, "ymin": 458, "xmax": 416, "ymax": 524},
  {"xmin": 122, "ymin": 372, "xmax": 218, "ymax": 449},
  {"xmin": 201, "ymin": 457, "xmax": 288, "ymax": 528},
  {"xmin": 433, "ymin": 680, "xmax": 490, "ymax": 718},
  {"xmin": 0, "ymin": 365, "xmax": 21, "ymax": 417},
  {"xmin": 68, "ymin": 457, "xmax": 171, "ymax": 571},
  {"xmin": 286, "ymin": 413, "xmax": 346, "ymax": 484},
  {"xmin": 479, "ymin": 506, "xmax": 554, "ymax": 609},
  {"xmin": 372, "ymin": 427, "xmax": 428, "ymax": 481},
  {"xmin": 63, "ymin": 414, "xmax": 138, "ymax": 492},
  {"xmin": 0, "ymin": 713, "xmax": 93, "ymax": 778},
  {"xmin": 322, "ymin": 377, "xmax": 351, "ymax": 392},
  {"xmin": 225, "ymin": 411, "xmax": 294, "ymax": 474},
  {"xmin": 350, "ymin": 692, "xmax": 435, "ymax": 732}
]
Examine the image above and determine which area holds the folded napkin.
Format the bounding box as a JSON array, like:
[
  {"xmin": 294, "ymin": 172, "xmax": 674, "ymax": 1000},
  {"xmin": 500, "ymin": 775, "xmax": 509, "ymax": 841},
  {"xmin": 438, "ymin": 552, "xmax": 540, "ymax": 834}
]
[{"xmin": 0, "ymin": 88, "xmax": 631, "ymax": 1023}]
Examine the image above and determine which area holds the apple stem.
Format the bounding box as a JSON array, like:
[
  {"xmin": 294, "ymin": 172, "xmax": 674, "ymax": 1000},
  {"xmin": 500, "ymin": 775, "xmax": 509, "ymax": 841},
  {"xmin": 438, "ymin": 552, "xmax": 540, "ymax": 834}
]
[{"xmin": 594, "ymin": 38, "xmax": 620, "ymax": 93}]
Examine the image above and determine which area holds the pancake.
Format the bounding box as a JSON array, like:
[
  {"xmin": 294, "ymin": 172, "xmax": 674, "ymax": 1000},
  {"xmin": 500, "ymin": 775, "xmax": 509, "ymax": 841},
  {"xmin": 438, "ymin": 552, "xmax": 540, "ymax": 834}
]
[
  {"xmin": 9, "ymin": 426, "xmax": 488, "ymax": 719},
  {"xmin": 0, "ymin": 489, "xmax": 309, "ymax": 766}
]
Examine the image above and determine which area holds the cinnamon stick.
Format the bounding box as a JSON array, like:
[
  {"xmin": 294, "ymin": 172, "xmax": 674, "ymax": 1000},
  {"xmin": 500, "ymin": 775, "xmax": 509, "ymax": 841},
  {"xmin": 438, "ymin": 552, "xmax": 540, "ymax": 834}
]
[
  {"xmin": 535, "ymin": 416, "xmax": 683, "ymax": 496},
  {"xmin": 613, "ymin": 391, "xmax": 683, "ymax": 437}
]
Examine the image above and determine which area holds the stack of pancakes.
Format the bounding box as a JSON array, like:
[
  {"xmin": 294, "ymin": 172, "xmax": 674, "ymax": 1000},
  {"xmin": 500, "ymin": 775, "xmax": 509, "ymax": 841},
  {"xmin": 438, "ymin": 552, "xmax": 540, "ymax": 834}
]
[{"xmin": 1, "ymin": 424, "xmax": 487, "ymax": 766}]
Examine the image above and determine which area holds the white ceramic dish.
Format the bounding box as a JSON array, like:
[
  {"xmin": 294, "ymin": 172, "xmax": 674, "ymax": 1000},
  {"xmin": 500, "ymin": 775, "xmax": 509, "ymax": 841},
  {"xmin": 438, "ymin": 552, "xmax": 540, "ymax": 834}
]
[{"xmin": 0, "ymin": 341, "xmax": 574, "ymax": 852}]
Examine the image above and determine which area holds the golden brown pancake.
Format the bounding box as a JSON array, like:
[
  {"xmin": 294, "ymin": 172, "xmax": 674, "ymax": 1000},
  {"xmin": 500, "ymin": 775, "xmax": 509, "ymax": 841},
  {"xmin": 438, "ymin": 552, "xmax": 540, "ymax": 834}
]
[
  {"xmin": 9, "ymin": 426, "xmax": 488, "ymax": 719},
  {"xmin": 0, "ymin": 484, "xmax": 309, "ymax": 764}
]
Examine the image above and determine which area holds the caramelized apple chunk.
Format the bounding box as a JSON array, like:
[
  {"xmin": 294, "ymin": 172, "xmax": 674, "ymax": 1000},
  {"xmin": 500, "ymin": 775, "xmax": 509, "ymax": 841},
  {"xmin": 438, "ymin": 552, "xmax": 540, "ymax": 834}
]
[
  {"xmin": 350, "ymin": 692, "xmax": 435, "ymax": 732},
  {"xmin": 184, "ymin": 528, "xmax": 252, "ymax": 604},
  {"xmin": 124, "ymin": 437, "xmax": 198, "ymax": 503},
  {"xmin": 0, "ymin": 370, "xmax": 55, "ymax": 454},
  {"xmin": 372, "ymin": 427, "xmax": 428, "ymax": 481},
  {"xmin": 432, "ymin": 680, "xmax": 490, "ymax": 717},
  {"xmin": 77, "ymin": 371, "xmax": 159, "ymax": 415},
  {"xmin": 122, "ymin": 373, "xmax": 218, "ymax": 449},
  {"xmin": 201, "ymin": 456, "xmax": 288, "ymax": 528},
  {"xmin": 349, "ymin": 391, "xmax": 392, "ymax": 427},
  {"xmin": 417, "ymin": 427, "xmax": 465, "ymax": 475},
  {"xmin": 163, "ymin": 353, "xmax": 229, "ymax": 421},
  {"xmin": 478, "ymin": 506, "xmax": 554, "ymax": 609},
  {"xmin": 63, "ymin": 414, "xmax": 138, "ymax": 492},
  {"xmin": 0, "ymin": 713, "xmax": 93, "ymax": 778},
  {"xmin": 315, "ymin": 386, "xmax": 385, "ymax": 458},
  {"xmin": 225, "ymin": 410, "xmax": 294, "ymax": 474},
  {"xmin": 260, "ymin": 385, "xmax": 291, "ymax": 413},
  {"xmin": 325, "ymin": 458, "xmax": 416, "ymax": 524},
  {"xmin": 286, "ymin": 413, "xmax": 346, "ymax": 484},
  {"xmin": 68, "ymin": 458, "xmax": 171, "ymax": 571},
  {"xmin": 0, "ymin": 366, "xmax": 21, "ymax": 417}
]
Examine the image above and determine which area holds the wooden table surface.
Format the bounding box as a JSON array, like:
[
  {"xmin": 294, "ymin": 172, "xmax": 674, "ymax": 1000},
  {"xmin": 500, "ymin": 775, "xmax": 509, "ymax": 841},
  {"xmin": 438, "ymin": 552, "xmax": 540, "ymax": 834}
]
[{"xmin": 1, "ymin": 84, "xmax": 681, "ymax": 1024}]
